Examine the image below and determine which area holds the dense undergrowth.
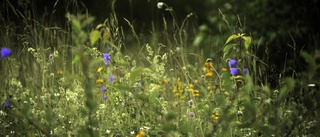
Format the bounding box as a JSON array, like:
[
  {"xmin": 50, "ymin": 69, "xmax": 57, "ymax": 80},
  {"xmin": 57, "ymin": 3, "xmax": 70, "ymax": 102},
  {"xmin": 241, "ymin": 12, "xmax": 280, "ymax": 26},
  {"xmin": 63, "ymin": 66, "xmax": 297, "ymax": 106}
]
[{"xmin": 1, "ymin": 1, "xmax": 320, "ymax": 137}]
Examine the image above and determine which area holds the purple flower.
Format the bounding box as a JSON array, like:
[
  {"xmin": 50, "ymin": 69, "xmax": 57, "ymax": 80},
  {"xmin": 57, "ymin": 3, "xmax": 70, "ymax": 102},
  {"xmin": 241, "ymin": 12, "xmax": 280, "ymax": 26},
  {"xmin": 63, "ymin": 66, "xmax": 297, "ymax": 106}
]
[
  {"xmin": 4, "ymin": 101, "xmax": 9, "ymax": 108},
  {"xmin": 188, "ymin": 111, "xmax": 195, "ymax": 118},
  {"xmin": 137, "ymin": 81, "xmax": 142, "ymax": 86},
  {"xmin": 1, "ymin": 48, "xmax": 11, "ymax": 58},
  {"xmin": 228, "ymin": 59, "xmax": 237, "ymax": 67},
  {"xmin": 243, "ymin": 68, "xmax": 249, "ymax": 74},
  {"xmin": 101, "ymin": 86, "xmax": 106, "ymax": 92},
  {"xmin": 188, "ymin": 99, "xmax": 194, "ymax": 107},
  {"xmin": 109, "ymin": 75, "xmax": 115, "ymax": 83},
  {"xmin": 102, "ymin": 95, "xmax": 107, "ymax": 102},
  {"xmin": 230, "ymin": 68, "xmax": 239, "ymax": 76},
  {"xmin": 103, "ymin": 53, "xmax": 111, "ymax": 65},
  {"xmin": 48, "ymin": 54, "xmax": 53, "ymax": 60}
]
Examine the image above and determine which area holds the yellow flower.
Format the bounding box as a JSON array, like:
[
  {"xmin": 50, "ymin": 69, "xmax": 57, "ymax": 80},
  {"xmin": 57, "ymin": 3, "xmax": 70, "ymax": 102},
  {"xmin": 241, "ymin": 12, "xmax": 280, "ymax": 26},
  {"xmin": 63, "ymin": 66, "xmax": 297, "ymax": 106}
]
[
  {"xmin": 42, "ymin": 88, "xmax": 47, "ymax": 93},
  {"xmin": 221, "ymin": 67, "xmax": 228, "ymax": 72},
  {"xmin": 57, "ymin": 70, "xmax": 63, "ymax": 75},
  {"xmin": 162, "ymin": 79, "xmax": 168, "ymax": 84},
  {"xmin": 155, "ymin": 85, "xmax": 161, "ymax": 89},
  {"xmin": 212, "ymin": 112, "xmax": 219, "ymax": 120},
  {"xmin": 96, "ymin": 79, "xmax": 104, "ymax": 84},
  {"xmin": 205, "ymin": 71, "xmax": 213, "ymax": 77},
  {"xmin": 175, "ymin": 93, "xmax": 180, "ymax": 97},
  {"xmin": 136, "ymin": 130, "xmax": 144, "ymax": 137},
  {"xmin": 193, "ymin": 93, "xmax": 200, "ymax": 97},
  {"xmin": 97, "ymin": 67, "xmax": 104, "ymax": 73}
]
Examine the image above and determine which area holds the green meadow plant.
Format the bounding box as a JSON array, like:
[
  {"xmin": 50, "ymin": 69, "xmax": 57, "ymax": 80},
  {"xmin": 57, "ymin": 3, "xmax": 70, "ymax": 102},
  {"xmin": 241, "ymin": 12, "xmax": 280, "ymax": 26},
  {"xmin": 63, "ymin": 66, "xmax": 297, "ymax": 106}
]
[{"xmin": 1, "ymin": 1, "xmax": 320, "ymax": 137}]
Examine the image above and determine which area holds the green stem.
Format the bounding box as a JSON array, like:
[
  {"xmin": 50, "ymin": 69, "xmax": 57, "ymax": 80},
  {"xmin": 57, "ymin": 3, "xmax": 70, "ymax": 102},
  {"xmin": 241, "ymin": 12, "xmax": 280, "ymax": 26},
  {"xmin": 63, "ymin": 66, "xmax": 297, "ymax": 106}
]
[{"xmin": 179, "ymin": 13, "xmax": 193, "ymax": 82}]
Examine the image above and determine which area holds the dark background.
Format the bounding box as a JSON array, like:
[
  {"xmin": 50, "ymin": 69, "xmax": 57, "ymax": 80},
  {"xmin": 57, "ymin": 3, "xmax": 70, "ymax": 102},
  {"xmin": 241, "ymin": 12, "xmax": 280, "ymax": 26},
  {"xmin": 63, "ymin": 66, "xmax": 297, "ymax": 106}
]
[{"xmin": 1, "ymin": 0, "xmax": 319, "ymax": 87}]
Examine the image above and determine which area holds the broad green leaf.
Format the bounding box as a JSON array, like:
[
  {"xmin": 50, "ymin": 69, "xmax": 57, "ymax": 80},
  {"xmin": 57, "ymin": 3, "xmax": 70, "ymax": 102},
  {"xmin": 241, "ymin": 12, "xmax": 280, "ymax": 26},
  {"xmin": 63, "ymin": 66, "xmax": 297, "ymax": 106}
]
[
  {"xmin": 90, "ymin": 30, "xmax": 100, "ymax": 46},
  {"xmin": 162, "ymin": 123, "xmax": 175, "ymax": 132},
  {"xmin": 225, "ymin": 34, "xmax": 239, "ymax": 45},
  {"xmin": 242, "ymin": 36, "xmax": 252, "ymax": 49},
  {"xmin": 279, "ymin": 78, "xmax": 295, "ymax": 99},
  {"xmin": 149, "ymin": 90, "xmax": 159, "ymax": 104},
  {"xmin": 129, "ymin": 67, "xmax": 143, "ymax": 83},
  {"xmin": 71, "ymin": 19, "xmax": 81, "ymax": 33},
  {"xmin": 82, "ymin": 16, "xmax": 95, "ymax": 28},
  {"xmin": 279, "ymin": 86, "xmax": 288, "ymax": 99},
  {"xmin": 72, "ymin": 55, "xmax": 80, "ymax": 64},
  {"xmin": 72, "ymin": 51, "xmax": 89, "ymax": 64},
  {"xmin": 165, "ymin": 112, "xmax": 177, "ymax": 121},
  {"xmin": 284, "ymin": 77, "xmax": 295, "ymax": 90},
  {"xmin": 223, "ymin": 43, "xmax": 237, "ymax": 54},
  {"xmin": 301, "ymin": 51, "xmax": 316, "ymax": 76},
  {"xmin": 66, "ymin": 13, "xmax": 81, "ymax": 33},
  {"xmin": 137, "ymin": 93, "xmax": 148, "ymax": 102},
  {"xmin": 192, "ymin": 33, "xmax": 204, "ymax": 47},
  {"xmin": 180, "ymin": 122, "xmax": 191, "ymax": 135}
]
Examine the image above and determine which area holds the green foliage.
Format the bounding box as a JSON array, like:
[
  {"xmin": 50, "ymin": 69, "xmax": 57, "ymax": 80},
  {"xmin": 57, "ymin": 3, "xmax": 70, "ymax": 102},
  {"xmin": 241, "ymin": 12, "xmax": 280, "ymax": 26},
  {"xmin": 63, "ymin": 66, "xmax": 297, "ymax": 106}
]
[
  {"xmin": 301, "ymin": 51, "xmax": 317, "ymax": 76},
  {"xmin": 1, "ymin": 1, "xmax": 319, "ymax": 137}
]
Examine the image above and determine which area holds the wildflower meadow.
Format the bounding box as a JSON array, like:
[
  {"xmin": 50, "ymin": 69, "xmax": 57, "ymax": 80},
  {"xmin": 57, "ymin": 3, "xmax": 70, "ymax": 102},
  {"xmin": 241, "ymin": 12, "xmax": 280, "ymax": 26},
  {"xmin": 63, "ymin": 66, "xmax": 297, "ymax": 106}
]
[{"xmin": 1, "ymin": 0, "xmax": 320, "ymax": 137}]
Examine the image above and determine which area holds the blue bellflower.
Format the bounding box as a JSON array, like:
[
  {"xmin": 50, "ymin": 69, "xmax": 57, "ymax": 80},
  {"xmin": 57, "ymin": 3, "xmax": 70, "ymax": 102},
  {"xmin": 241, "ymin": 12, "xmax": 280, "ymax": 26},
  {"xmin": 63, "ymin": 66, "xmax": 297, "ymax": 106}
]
[
  {"xmin": 101, "ymin": 86, "xmax": 106, "ymax": 93},
  {"xmin": 4, "ymin": 101, "xmax": 9, "ymax": 108},
  {"xmin": 1, "ymin": 48, "xmax": 11, "ymax": 58},
  {"xmin": 109, "ymin": 75, "xmax": 115, "ymax": 83},
  {"xmin": 243, "ymin": 68, "xmax": 249, "ymax": 74},
  {"xmin": 103, "ymin": 53, "xmax": 111, "ymax": 65},
  {"xmin": 230, "ymin": 68, "xmax": 239, "ymax": 76},
  {"xmin": 228, "ymin": 59, "xmax": 237, "ymax": 67}
]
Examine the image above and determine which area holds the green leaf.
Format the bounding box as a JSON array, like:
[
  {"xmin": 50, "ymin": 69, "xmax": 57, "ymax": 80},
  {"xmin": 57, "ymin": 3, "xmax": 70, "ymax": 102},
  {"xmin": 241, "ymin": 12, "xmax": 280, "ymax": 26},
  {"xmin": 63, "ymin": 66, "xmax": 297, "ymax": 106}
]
[
  {"xmin": 72, "ymin": 55, "xmax": 80, "ymax": 64},
  {"xmin": 179, "ymin": 122, "xmax": 191, "ymax": 135},
  {"xmin": 137, "ymin": 94, "xmax": 148, "ymax": 102},
  {"xmin": 225, "ymin": 34, "xmax": 239, "ymax": 45},
  {"xmin": 242, "ymin": 36, "xmax": 252, "ymax": 49},
  {"xmin": 72, "ymin": 51, "xmax": 89, "ymax": 64},
  {"xmin": 149, "ymin": 90, "xmax": 159, "ymax": 104},
  {"xmin": 90, "ymin": 30, "xmax": 101, "ymax": 46},
  {"xmin": 129, "ymin": 67, "xmax": 143, "ymax": 83},
  {"xmin": 165, "ymin": 112, "xmax": 177, "ymax": 121},
  {"xmin": 223, "ymin": 43, "xmax": 237, "ymax": 54},
  {"xmin": 284, "ymin": 77, "xmax": 295, "ymax": 90},
  {"xmin": 192, "ymin": 33, "xmax": 204, "ymax": 47},
  {"xmin": 72, "ymin": 20, "xmax": 81, "ymax": 33},
  {"xmin": 301, "ymin": 51, "xmax": 316, "ymax": 76},
  {"xmin": 82, "ymin": 16, "xmax": 95, "ymax": 28},
  {"xmin": 162, "ymin": 123, "xmax": 176, "ymax": 132},
  {"xmin": 279, "ymin": 77, "xmax": 295, "ymax": 99}
]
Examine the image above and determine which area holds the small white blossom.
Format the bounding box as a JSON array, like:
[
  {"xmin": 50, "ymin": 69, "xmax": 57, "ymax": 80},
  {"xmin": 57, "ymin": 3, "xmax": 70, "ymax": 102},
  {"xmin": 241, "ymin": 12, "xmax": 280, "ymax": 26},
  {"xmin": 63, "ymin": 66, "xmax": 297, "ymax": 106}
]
[{"xmin": 157, "ymin": 2, "xmax": 164, "ymax": 9}]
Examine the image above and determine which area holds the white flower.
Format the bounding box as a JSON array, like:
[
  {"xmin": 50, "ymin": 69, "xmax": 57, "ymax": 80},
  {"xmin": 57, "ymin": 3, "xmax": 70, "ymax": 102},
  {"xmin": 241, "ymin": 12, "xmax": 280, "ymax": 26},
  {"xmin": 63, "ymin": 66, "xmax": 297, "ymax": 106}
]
[
  {"xmin": 130, "ymin": 131, "xmax": 135, "ymax": 134},
  {"xmin": 157, "ymin": 2, "xmax": 164, "ymax": 9}
]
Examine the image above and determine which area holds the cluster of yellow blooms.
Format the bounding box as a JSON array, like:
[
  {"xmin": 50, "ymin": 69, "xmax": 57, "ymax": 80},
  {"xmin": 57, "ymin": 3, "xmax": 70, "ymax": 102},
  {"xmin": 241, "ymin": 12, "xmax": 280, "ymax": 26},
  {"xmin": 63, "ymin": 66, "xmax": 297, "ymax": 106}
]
[
  {"xmin": 172, "ymin": 77, "xmax": 184, "ymax": 99},
  {"xmin": 136, "ymin": 130, "xmax": 144, "ymax": 137},
  {"xmin": 188, "ymin": 84, "xmax": 199, "ymax": 97},
  {"xmin": 204, "ymin": 61, "xmax": 214, "ymax": 77},
  {"xmin": 96, "ymin": 67, "xmax": 104, "ymax": 84}
]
